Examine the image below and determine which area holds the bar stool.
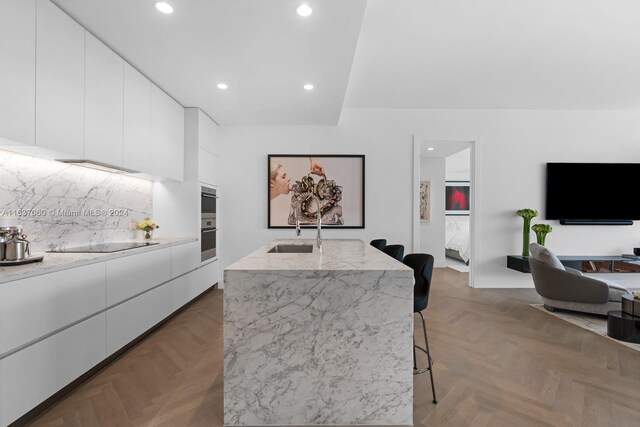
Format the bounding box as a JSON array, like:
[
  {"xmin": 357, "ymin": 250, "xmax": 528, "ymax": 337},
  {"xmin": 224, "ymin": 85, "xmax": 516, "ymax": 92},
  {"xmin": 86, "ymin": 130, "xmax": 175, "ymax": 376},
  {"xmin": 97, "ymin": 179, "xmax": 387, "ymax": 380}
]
[
  {"xmin": 383, "ymin": 244, "xmax": 404, "ymax": 262},
  {"xmin": 403, "ymin": 253, "xmax": 437, "ymax": 404},
  {"xmin": 370, "ymin": 239, "xmax": 387, "ymax": 251}
]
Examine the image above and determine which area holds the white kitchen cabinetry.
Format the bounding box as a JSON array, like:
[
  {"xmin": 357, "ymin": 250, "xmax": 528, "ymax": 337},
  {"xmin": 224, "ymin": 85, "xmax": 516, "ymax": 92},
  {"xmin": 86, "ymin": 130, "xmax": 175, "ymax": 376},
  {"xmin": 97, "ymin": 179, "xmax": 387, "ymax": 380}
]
[
  {"xmin": 106, "ymin": 277, "xmax": 173, "ymax": 355},
  {"xmin": 198, "ymin": 260, "xmax": 219, "ymax": 295},
  {"xmin": 171, "ymin": 241, "xmax": 200, "ymax": 278},
  {"xmin": 0, "ymin": 263, "xmax": 106, "ymax": 356},
  {"xmin": 35, "ymin": 0, "xmax": 85, "ymax": 157},
  {"xmin": 123, "ymin": 64, "xmax": 151, "ymax": 173},
  {"xmin": 198, "ymin": 147, "xmax": 218, "ymax": 187},
  {"xmin": 197, "ymin": 110, "xmax": 218, "ymax": 186},
  {"xmin": 197, "ymin": 110, "xmax": 218, "ymax": 155},
  {"xmin": 0, "ymin": 0, "xmax": 36, "ymax": 145},
  {"xmin": 106, "ymin": 247, "xmax": 171, "ymax": 306},
  {"xmin": 0, "ymin": 242, "xmax": 210, "ymax": 426},
  {"xmin": 84, "ymin": 32, "xmax": 124, "ymax": 166},
  {"xmin": 0, "ymin": 314, "xmax": 105, "ymax": 427},
  {"xmin": 150, "ymin": 85, "xmax": 184, "ymax": 181}
]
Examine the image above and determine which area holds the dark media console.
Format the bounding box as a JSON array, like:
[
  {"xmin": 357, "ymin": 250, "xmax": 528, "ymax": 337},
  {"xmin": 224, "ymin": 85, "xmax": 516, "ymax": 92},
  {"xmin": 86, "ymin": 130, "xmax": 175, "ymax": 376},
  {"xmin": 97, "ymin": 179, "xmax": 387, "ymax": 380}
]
[
  {"xmin": 559, "ymin": 219, "xmax": 634, "ymax": 225},
  {"xmin": 507, "ymin": 255, "xmax": 640, "ymax": 273}
]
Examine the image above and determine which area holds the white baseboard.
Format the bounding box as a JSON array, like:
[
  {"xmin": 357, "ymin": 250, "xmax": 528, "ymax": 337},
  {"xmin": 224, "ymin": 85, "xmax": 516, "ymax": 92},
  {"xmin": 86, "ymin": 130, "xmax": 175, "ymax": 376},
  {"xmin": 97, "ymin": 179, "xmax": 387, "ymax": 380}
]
[{"xmin": 434, "ymin": 260, "xmax": 447, "ymax": 269}]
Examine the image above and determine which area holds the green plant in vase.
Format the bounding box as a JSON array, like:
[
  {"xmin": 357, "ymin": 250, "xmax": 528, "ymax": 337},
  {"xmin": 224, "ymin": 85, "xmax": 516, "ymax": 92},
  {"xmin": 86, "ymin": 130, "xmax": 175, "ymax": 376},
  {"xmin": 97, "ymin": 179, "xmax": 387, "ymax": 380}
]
[
  {"xmin": 516, "ymin": 208, "xmax": 538, "ymax": 257},
  {"xmin": 532, "ymin": 223, "xmax": 552, "ymax": 246}
]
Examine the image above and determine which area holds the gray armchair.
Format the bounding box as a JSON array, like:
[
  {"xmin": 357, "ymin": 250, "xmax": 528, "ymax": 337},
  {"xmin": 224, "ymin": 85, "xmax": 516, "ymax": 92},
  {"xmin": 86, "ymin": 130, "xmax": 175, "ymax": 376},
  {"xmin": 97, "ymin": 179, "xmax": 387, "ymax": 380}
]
[{"xmin": 528, "ymin": 243, "xmax": 630, "ymax": 315}]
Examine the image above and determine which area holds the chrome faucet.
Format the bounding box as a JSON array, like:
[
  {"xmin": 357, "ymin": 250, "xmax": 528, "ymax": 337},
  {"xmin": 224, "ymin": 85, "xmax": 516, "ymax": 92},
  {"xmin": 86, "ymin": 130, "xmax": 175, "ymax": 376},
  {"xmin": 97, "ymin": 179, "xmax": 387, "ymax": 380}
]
[
  {"xmin": 314, "ymin": 197, "xmax": 322, "ymax": 251},
  {"xmin": 294, "ymin": 208, "xmax": 301, "ymax": 237}
]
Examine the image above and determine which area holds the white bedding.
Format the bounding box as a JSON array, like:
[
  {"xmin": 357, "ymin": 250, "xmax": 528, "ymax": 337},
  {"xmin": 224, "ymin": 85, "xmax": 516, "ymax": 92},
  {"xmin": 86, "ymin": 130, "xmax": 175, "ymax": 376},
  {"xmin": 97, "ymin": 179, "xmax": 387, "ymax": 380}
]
[{"xmin": 445, "ymin": 220, "xmax": 470, "ymax": 263}]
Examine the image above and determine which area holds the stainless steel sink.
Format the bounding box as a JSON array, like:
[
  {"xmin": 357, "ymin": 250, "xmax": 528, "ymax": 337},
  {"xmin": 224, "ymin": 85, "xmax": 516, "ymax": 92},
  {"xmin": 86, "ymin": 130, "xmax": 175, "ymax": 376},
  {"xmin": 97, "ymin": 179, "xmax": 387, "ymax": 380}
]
[{"xmin": 268, "ymin": 244, "xmax": 314, "ymax": 253}]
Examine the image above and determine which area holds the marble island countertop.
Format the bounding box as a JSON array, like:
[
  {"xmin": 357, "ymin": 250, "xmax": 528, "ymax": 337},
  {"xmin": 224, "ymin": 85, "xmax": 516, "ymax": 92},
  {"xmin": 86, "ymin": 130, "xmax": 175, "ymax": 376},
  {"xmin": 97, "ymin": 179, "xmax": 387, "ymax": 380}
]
[
  {"xmin": 224, "ymin": 238, "xmax": 415, "ymax": 426},
  {"xmin": 0, "ymin": 237, "xmax": 197, "ymax": 284},
  {"xmin": 226, "ymin": 238, "xmax": 412, "ymax": 271}
]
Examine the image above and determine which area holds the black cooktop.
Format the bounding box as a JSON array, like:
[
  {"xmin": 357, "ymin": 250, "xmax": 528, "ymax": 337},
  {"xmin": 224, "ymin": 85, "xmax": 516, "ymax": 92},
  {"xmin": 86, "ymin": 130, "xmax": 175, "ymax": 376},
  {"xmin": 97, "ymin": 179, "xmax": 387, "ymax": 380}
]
[{"xmin": 47, "ymin": 242, "xmax": 159, "ymax": 253}]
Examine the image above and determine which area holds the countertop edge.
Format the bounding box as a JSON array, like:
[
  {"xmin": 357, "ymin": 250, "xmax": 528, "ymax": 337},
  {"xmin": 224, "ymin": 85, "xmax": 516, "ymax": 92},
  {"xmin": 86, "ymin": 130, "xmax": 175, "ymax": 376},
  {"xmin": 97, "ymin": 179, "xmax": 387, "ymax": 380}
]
[{"xmin": 0, "ymin": 238, "xmax": 197, "ymax": 284}]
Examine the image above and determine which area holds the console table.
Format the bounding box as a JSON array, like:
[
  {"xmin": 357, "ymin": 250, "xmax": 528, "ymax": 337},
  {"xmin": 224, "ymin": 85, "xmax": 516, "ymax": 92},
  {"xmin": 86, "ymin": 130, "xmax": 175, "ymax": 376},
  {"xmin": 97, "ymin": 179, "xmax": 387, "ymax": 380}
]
[{"xmin": 507, "ymin": 255, "xmax": 640, "ymax": 273}]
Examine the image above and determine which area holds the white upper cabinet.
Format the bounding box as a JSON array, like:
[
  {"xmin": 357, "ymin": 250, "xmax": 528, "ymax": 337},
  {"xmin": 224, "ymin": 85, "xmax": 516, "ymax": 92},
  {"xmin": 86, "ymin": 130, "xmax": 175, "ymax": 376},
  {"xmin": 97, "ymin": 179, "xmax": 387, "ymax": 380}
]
[
  {"xmin": 35, "ymin": 0, "xmax": 85, "ymax": 157},
  {"xmin": 199, "ymin": 147, "xmax": 218, "ymax": 187},
  {"xmin": 150, "ymin": 85, "xmax": 184, "ymax": 181},
  {"xmin": 123, "ymin": 64, "xmax": 151, "ymax": 173},
  {"xmin": 85, "ymin": 32, "xmax": 124, "ymax": 166},
  {"xmin": 197, "ymin": 110, "xmax": 218, "ymax": 155},
  {"xmin": 197, "ymin": 110, "xmax": 218, "ymax": 186},
  {"xmin": 0, "ymin": 0, "xmax": 36, "ymax": 145}
]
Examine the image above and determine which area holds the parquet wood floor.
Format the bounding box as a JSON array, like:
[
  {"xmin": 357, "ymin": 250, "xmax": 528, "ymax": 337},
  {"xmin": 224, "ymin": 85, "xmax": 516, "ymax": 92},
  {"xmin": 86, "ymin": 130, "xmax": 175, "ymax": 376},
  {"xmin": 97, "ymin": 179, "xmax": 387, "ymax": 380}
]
[{"xmin": 29, "ymin": 268, "xmax": 640, "ymax": 426}]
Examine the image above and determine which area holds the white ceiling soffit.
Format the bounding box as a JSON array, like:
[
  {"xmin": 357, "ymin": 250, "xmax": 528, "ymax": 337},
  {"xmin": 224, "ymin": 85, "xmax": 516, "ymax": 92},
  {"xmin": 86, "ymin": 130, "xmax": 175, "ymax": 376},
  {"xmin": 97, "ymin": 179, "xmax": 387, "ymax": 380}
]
[
  {"xmin": 53, "ymin": 0, "xmax": 367, "ymax": 125},
  {"xmin": 345, "ymin": 0, "xmax": 640, "ymax": 110}
]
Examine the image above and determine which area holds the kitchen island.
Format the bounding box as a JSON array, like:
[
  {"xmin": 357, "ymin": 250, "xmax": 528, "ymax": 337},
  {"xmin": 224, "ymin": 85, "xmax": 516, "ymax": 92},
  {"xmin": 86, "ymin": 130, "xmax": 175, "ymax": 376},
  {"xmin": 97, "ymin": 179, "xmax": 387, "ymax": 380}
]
[{"xmin": 224, "ymin": 239, "xmax": 414, "ymax": 426}]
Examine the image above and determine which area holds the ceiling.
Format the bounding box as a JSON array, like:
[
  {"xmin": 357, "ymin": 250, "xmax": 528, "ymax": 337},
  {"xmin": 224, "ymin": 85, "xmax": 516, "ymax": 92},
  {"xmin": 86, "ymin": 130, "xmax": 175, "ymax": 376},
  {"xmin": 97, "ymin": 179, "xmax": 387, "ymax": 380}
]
[
  {"xmin": 53, "ymin": 0, "xmax": 640, "ymax": 126},
  {"xmin": 53, "ymin": 0, "xmax": 367, "ymax": 125},
  {"xmin": 345, "ymin": 0, "xmax": 640, "ymax": 110}
]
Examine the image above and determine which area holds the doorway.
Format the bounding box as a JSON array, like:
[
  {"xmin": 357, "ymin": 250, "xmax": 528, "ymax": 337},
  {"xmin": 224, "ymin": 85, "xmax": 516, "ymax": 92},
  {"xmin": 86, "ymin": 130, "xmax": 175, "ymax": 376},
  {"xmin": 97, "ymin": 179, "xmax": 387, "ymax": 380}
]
[{"xmin": 412, "ymin": 138, "xmax": 476, "ymax": 287}]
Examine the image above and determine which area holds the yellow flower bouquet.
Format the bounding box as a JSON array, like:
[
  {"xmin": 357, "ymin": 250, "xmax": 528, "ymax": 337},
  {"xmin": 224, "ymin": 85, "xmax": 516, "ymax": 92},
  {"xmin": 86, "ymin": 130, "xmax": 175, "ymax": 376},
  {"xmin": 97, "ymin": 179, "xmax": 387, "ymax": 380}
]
[{"xmin": 137, "ymin": 217, "xmax": 159, "ymax": 240}]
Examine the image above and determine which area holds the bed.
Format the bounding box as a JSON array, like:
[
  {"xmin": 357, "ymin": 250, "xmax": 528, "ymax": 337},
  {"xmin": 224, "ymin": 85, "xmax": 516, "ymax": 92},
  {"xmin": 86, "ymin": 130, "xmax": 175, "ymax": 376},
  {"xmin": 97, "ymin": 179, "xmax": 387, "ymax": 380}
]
[{"xmin": 445, "ymin": 220, "xmax": 470, "ymax": 265}]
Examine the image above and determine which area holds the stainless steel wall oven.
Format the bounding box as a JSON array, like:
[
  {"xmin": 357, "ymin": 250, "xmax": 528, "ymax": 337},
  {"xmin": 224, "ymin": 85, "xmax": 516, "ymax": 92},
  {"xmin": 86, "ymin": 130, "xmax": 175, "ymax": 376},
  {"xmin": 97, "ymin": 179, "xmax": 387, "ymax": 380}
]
[{"xmin": 201, "ymin": 186, "xmax": 217, "ymax": 261}]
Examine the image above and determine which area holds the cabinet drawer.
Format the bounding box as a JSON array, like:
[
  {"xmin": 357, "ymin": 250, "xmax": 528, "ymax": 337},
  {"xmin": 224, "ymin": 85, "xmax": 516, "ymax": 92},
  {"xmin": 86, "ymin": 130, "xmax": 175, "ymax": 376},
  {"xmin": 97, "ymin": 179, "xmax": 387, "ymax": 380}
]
[
  {"xmin": 170, "ymin": 241, "xmax": 199, "ymax": 278},
  {"xmin": 198, "ymin": 259, "xmax": 219, "ymax": 294},
  {"xmin": 0, "ymin": 314, "xmax": 105, "ymax": 427},
  {"xmin": 0, "ymin": 262, "xmax": 106, "ymax": 355},
  {"xmin": 106, "ymin": 247, "xmax": 171, "ymax": 306},
  {"xmin": 106, "ymin": 276, "xmax": 174, "ymax": 355}
]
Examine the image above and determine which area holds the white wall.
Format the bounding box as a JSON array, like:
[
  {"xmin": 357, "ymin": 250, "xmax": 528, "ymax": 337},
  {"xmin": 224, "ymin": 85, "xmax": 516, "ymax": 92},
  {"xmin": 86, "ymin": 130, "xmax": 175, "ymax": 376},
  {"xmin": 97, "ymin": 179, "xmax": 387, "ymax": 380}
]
[
  {"xmin": 219, "ymin": 108, "xmax": 640, "ymax": 288},
  {"xmin": 420, "ymin": 157, "xmax": 446, "ymax": 267}
]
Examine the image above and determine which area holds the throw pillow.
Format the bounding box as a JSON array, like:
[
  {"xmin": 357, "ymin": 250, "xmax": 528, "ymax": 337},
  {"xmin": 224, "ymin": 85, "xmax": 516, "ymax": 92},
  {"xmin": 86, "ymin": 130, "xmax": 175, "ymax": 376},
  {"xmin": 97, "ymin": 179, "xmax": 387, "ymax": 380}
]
[{"xmin": 529, "ymin": 243, "xmax": 565, "ymax": 270}]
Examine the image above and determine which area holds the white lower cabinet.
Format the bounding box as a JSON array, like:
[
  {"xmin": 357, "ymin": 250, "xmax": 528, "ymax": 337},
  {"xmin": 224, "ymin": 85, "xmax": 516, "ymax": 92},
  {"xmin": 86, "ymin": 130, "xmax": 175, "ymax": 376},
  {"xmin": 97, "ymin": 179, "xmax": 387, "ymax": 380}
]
[
  {"xmin": 198, "ymin": 259, "xmax": 219, "ymax": 293},
  {"xmin": 106, "ymin": 247, "xmax": 171, "ymax": 306},
  {"xmin": 106, "ymin": 269, "xmax": 198, "ymax": 356},
  {"xmin": 0, "ymin": 242, "xmax": 205, "ymax": 426},
  {"xmin": 170, "ymin": 241, "xmax": 200, "ymax": 278},
  {"xmin": 0, "ymin": 314, "xmax": 106, "ymax": 427},
  {"xmin": 0, "ymin": 262, "xmax": 106, "ymax": 355}
]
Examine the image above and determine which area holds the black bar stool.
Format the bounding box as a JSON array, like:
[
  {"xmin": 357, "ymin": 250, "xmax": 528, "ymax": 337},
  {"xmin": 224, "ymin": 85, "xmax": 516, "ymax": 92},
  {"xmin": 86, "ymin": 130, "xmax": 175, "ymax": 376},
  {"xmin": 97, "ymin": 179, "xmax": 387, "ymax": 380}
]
[
  {"xmin": 403, "ymin": 253, "xmax": 437, "ymax": 404},
  {"xmin": 383, "ymin": 244, "xmax": 404, "ymax": 262},
  {"xmin": 370, "ymin": 239, "xmax": 387, "ymax": 251}
]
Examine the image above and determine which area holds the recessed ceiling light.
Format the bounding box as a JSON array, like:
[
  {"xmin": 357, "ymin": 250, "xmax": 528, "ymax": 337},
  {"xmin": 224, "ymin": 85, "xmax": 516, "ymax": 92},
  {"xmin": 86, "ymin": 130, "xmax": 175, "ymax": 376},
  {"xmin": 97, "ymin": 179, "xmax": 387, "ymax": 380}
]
[
  {"xmin": 217, "ymin": 83, "xmax": 228, "ymax": 90},
  {"xmin": 427, "ymin": 147, "xmax": 435, "ymax": 151},
  {"xmin": 297, "ymin": 4, "xmax": 313, "ymax": 17},
  {"xmin": 155, "ymin": 2, "xmax": 173, "ymax": 14},
  {"xmin": 303, "ymin": 84, "xmax": 314, "ymax": 90}
]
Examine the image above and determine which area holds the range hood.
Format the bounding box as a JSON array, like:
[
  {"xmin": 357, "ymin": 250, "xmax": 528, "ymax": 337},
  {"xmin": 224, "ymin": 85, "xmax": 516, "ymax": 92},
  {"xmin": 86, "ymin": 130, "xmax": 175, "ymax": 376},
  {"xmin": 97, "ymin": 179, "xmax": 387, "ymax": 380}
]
[{"xmin": 55, "ymin": 159, "xmax": 139, "ymax": 174}]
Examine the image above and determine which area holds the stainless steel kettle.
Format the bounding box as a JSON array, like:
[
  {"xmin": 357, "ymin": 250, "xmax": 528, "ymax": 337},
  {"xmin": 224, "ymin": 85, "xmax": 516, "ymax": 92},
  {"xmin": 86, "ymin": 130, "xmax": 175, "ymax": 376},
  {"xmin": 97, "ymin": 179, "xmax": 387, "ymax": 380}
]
[{"xmin": 5, "ymin": 239, "xmax": 30, "ymax": 261}]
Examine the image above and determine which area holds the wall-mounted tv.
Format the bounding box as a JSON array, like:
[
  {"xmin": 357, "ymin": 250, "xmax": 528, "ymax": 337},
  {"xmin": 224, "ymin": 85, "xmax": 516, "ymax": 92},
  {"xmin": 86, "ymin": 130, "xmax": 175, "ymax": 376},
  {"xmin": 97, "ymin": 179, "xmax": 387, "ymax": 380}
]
[{"xmin": 546, "ymin": 163, "xmax": 640, "ymax": 224}]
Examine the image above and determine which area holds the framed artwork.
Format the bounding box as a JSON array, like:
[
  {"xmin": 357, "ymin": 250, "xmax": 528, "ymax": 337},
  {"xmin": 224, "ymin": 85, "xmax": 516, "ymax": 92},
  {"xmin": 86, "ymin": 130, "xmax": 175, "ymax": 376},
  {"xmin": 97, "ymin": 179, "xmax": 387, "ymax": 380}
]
[
  {"xmin": 268, "ymin": 154, "xmax": 365, "ymax": 228},
  {"xmin": 445, "ymin": 181, "xmax": 470, "ymax": 216},
  {"xmin": 420, "ymin": 181, "xmax": 431, "ymax": 221}
]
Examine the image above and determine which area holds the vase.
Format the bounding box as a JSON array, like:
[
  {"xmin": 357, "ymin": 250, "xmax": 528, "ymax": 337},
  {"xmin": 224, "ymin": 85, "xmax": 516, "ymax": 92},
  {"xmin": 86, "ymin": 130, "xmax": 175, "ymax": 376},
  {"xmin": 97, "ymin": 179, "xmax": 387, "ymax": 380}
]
[
  {"xmin": 143, "ymin": 230, "xmax": 153, "ymax": 241},
  {"xmin": 522, "ymin": 218, "xmax": 531, "ymax": 257}
]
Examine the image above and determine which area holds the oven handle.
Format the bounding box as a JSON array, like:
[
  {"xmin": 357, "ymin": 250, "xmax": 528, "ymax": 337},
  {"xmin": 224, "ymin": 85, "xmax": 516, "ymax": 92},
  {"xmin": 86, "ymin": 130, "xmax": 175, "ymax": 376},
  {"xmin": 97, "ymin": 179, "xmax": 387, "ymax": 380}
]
[
  {"xmin": 201, "ymin": 193, "xmax": 219, "ymax": 199},
  {"xmin": 201, "ymin": 228, "xmax": 218, "ymax": 233}
]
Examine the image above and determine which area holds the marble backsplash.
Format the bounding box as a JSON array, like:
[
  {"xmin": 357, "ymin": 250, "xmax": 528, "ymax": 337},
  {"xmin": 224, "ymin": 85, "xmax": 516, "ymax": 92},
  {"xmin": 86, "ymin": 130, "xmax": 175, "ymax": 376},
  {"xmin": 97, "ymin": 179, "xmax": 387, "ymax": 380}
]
[{"xmin": 0, "ymin": 150, "xmax": 153, "ymax": 252}]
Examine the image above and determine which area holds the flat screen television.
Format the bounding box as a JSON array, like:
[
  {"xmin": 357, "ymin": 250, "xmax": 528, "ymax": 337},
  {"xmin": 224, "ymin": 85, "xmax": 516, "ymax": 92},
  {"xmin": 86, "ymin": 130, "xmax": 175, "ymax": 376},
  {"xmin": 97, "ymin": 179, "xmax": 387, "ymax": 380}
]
[{"xmin": 546, "ymin": 163, "xmax": 640, "ymax": 224}]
